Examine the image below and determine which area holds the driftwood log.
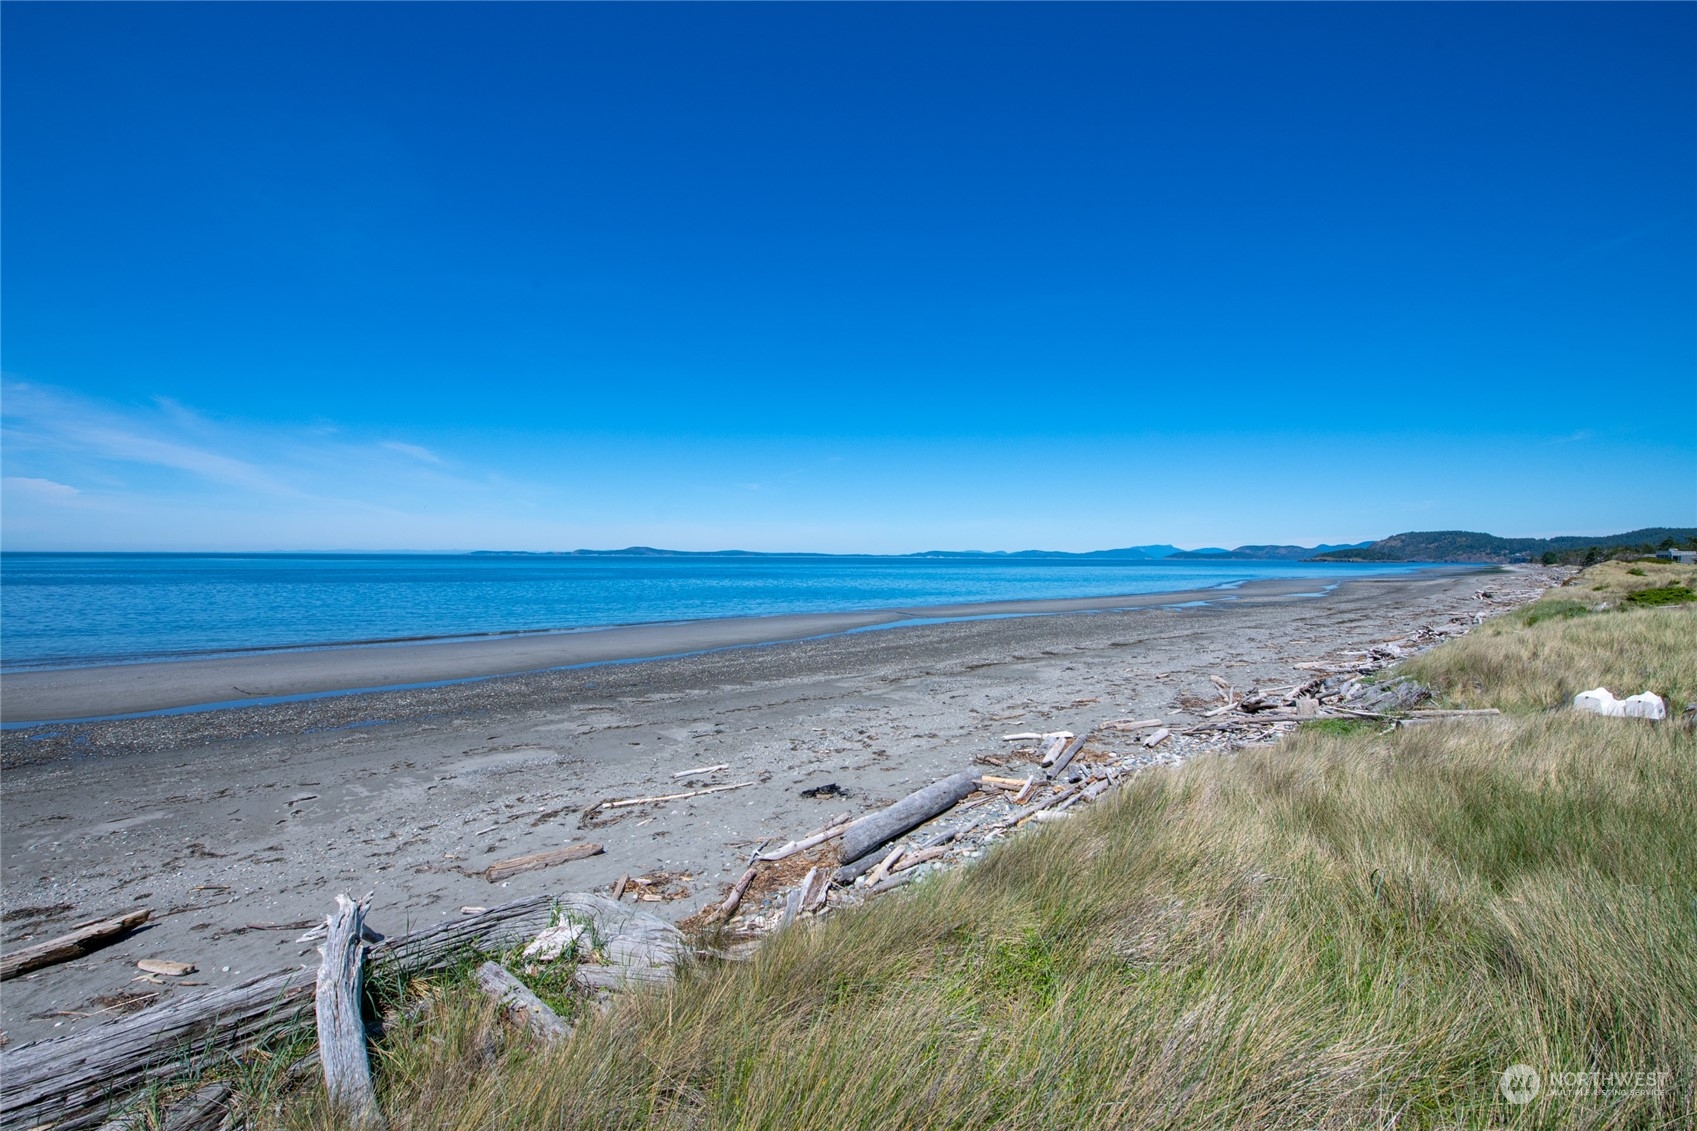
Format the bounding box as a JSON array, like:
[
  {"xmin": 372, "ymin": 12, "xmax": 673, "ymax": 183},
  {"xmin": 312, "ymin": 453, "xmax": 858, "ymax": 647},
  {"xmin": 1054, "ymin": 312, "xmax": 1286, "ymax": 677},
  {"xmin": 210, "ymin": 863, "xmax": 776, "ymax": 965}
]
[
  {"xmin": 867, "ymin": 871, "xmax": 919, "ymax": 895},
  {"xmin": 835, "ymin": 771, "xmax": 978, "ymax": 865},
  {"xmin": 0, "ymin": 909, "xmax": 152, "ymax": 981},
  {"xmin": 1037, "ymin": 734, "xmax": 1071, "ymax": 766},
  {"xmin": 473, "ymin": 961, "xmax": 571, "ymax": 1043},
  {"xmin": 890, "ymin": 846, "xmax": 946, "ymax": 874},
  {"xmin": 835, "ymin": 817, "xmax": 965, "ymax": 886},
  {"xmin": 1048, "ymin": 733, "xmax": 1089, "ymax": 777},
  {"xmin": 484, "ymin": 842, "xmax": 604, "ymax": 883},
  {"xmin": 574, "ymin": 963, "xmax": 673, "ymax": 990},
  {"xmin": 1, "ymin": 895, "xmax": 557, "ymax": 1131},
  {"xmin": 159, "ymin": 1081, "xmax": 233, "ymax": 1131},
  {"xmin": 798, "ymin": 867, "xmax": 832, "ymax": 913},
  {"xmin": 315, "ymin": 895, "xmax": 382, "ymax": 1128}
]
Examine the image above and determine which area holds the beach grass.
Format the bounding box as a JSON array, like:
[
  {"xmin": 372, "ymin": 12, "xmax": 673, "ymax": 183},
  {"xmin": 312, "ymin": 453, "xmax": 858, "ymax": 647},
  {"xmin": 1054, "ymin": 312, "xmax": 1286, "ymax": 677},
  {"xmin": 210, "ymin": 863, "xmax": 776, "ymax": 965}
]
[
  {"xmin": 264, "ymin": 578, "xmax": 1696, "ymax": 1130},
  {"xmin": 1401, "ymin": 574, "xmax": 1697, "ymax": 713}
]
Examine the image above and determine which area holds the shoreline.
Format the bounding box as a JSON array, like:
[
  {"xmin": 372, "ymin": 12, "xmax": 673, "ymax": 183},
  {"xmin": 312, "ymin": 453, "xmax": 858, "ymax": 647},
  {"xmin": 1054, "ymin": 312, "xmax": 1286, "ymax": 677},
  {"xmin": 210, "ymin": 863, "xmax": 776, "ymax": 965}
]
[
  {"xmin": 0, "ymin": 566, "xmax": 1550, "ymax": 1045},
  {"xmin": 0, "ymin": 570, "xmax": 1475, "ymax": 725}
]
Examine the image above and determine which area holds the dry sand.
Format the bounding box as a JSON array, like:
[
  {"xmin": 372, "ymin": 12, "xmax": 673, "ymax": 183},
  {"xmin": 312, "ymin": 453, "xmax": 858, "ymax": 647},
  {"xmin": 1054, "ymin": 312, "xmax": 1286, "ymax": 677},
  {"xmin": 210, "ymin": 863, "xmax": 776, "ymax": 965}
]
[{"xmin": 1, "ymin": 566, "xmax": 1529, "ymax": 1044}]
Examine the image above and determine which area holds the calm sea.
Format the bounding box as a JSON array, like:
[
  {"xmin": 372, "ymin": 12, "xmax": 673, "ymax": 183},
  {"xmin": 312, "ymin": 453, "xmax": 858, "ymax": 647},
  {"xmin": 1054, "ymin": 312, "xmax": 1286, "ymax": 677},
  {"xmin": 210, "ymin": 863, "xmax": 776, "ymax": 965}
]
[{"xmin": 0, "ymin": 553, "xmax": 1430, "ymax": 671}]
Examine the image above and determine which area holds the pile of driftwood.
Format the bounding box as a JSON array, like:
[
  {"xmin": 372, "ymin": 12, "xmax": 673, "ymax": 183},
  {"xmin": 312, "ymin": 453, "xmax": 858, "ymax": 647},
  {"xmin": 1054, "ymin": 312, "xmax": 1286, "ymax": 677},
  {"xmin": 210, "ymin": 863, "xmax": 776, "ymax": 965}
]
[
  {"xmin": 0, "ymin": 893, "xmax": 683, "ymax": 1131},
  {"xmin": 701, "ymin": 605, "xmax": 1541, "ymax": 935},
  {"xmin": 697, "ymin": 726, "xmax": 1179, "ymax": 934}
]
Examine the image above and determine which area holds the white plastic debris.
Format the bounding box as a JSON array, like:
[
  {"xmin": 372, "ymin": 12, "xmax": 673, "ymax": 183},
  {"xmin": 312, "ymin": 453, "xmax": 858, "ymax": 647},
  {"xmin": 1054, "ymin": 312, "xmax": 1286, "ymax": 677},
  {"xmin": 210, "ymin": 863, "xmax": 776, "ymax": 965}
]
[
  {"xmin": 1621, "ymin": 692, "xmax": 1667, "ymax": 720},
  {"xmin": 1573, "ymin": 688, "xmax": 1666, "ymax": 720},
  {"xmin": 1573, "ymin": 688, "xmax": 1625, "ymax": 717}
]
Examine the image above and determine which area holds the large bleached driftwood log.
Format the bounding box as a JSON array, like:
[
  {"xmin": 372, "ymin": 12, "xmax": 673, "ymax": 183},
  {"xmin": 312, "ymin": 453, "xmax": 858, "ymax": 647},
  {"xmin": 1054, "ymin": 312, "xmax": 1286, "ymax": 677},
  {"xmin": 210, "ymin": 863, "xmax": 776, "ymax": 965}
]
[
  {"xmin": 835, "ymin": 771, "xmax": 978, "ymax": 866},
  {"xmin": 315, "ymin": 895, "xmax": 382, "ymax": 1128},
  {"xmin": 9, "ymin": 964, "xmax": 316, "ymax": 1131},
  {"xmin": 0, "ymin": 909, "xmax": 152, "ymax": 981},
  {"xmin": 0, "ymin": 895, "xmax": 555, "ymax": 1131}
]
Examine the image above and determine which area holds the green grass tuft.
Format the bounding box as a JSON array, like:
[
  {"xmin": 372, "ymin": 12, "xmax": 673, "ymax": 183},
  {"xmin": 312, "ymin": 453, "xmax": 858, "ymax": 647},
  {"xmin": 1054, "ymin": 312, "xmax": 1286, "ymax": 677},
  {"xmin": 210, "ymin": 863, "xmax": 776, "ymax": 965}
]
[
  {"xmin": 1300, "ymin": 717, "xmax": 1382, "ymax": 738},
  {"xmin": 1626, "ymin": 584, "xmax": 1696, "ymax": 608},
  {"xmin": 1512, "ymin": 597, "xmax": 1593, "ymax": 626}
]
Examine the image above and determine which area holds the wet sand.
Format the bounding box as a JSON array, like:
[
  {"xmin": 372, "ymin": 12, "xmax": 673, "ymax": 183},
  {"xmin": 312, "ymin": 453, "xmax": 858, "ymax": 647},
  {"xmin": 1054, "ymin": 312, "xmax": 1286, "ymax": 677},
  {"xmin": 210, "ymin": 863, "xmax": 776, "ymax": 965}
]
[
  {"xmin": 3, "ymin": 566, "xmax": 1551, "ymax": 1046},
  {"xmin": 2, "ymin": 577, "xmax": 1341, "ymax": 724}
]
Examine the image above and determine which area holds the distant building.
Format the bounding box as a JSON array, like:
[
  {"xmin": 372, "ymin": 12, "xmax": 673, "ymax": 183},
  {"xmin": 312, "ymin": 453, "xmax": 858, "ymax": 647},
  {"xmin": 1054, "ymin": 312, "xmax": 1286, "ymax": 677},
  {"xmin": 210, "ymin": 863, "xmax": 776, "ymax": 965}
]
[{"xmin": 1656, "ymin": 549, "xmax": 1696, "ymax": 564}]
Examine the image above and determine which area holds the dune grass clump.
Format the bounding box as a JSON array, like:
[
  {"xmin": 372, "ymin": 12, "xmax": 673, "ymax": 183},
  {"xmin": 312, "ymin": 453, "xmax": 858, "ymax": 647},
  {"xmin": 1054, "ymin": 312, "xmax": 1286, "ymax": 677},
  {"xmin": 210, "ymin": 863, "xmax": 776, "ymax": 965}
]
[
  {"xmin": 1626, "ymin": 585, "xmax": 1696, "ymax": 608},
  {"xmin": 269, "ymin": 583, "xmax": 1696, "ymax": 1131}
]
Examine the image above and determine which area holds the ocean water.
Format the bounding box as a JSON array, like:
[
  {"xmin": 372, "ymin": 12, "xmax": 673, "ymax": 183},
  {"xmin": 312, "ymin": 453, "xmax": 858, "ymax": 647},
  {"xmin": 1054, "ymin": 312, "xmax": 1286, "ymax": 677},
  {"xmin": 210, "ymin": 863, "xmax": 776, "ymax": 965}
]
[{"xmin": 0, "ymin": 553, "xmax": 1431, "ymax": 671}]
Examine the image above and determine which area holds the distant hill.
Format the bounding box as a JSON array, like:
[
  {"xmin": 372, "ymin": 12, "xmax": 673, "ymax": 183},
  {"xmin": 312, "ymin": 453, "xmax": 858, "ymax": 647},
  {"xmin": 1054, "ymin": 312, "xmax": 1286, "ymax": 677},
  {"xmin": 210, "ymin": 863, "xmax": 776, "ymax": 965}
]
[
  {"xmin": 906, "ymin": 545, "xmax": 1182, "ymax": 559},
  {"xmin": 471, "ymin": 547, "xmax": 810, "ymax": 557},
  {"xmin": 1311, "ymin": 528, "xmax": 1697, "ymax": 564},
  {"xmin": 475, "ymin": 545, "xmax": 1188, "ymax": 559},
  {"xmin": 470, "ymin": 531, "xmax": 1697, "ymax": 564},
  {"xmin": 1169, "ymin": 542, "xmax": 1372, "ymax": 561}
]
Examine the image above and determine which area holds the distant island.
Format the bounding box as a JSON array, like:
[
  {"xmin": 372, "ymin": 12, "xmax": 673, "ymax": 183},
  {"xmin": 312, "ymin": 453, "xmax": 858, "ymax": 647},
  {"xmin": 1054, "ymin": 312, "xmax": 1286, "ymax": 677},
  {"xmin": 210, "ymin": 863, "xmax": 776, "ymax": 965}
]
[
  {"xmin": 1310, "ymin": 527, "xmax": 1697, "ymax": 565},
  {"xmin": 1166, "ymin": 542, "xmax": 1373, "ymax": 561},
  {"xmin": 472, "ymin": 544, "xmax": 1192, "ymax": 560},
  {"xmin": 473, "ymin": 527, "xmax": 1697, "ymax": 565}
]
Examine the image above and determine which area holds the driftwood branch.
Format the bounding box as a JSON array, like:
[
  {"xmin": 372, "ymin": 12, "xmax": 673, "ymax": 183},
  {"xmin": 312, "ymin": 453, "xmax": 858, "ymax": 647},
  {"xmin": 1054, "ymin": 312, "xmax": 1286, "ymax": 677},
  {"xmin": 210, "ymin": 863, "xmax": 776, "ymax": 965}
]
[
  {"xmin": 670, "ymin": 763, "xmax": 729, "ymax": 779},
  {"xmin": 473, "ymin": 961, "xmax": 571, "ymax": 1043},
  {"xmin": 596, "ymin": 782, "xmax": 755, "ymax": 811},
  {"xmin": 757, "ymin": 819, "xmax": 855, "ymax": 862},
  {"xmin": 0, "ymin": 909, "xmax": 152, "ymax": 981},
  {"xmin": 315, "ymin": 895, "xmax": 382, "ymax": 1129},
  {"xmin": 890, "ymin": 845, "xmax": 946, "ymax": 873},
  {"xmin": 709, "ymin": 868, "xmax": 758, "ymax": 923},
  {"xmin": 862, "ymin": 845, "xmax": 907, "ymax": 889}
]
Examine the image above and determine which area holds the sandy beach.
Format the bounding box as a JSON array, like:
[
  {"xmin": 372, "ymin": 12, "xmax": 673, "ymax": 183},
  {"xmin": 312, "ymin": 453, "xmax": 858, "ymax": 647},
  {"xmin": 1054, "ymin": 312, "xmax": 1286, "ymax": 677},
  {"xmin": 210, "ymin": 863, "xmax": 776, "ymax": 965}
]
[
  {"xmin": 0, "ymin": 576, "xmax": 1359, "ymax": 724},
  {"xmin": 1, "ymin": 565, "xmax": 1547, "ymax": 1045}
]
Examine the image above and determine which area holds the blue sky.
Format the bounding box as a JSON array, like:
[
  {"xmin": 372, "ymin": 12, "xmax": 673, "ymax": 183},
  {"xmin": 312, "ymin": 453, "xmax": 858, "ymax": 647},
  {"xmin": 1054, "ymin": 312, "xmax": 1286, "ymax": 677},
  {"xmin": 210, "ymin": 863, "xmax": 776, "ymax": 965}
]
[{"xmin": 3, "ymin": 2, "xmax": 1692, "ymax": 553}]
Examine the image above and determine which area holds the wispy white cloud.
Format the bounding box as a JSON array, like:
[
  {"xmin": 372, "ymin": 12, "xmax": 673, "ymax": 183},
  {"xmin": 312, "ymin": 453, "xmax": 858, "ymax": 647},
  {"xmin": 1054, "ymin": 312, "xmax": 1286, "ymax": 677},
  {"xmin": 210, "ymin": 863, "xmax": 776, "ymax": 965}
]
[
  {"xmin": 3, "ymin": 476, "xmax": 80, "ymax": 500},
  {"xmin": 1549, "ymin": 430, "xmax": 1593, "ymax": 444},
  {"xmin": 0, "ymin": 381, "xmax": 554, "ymax": 548},
  {"xmin": 4, "ymin": 382, "xmax": 294, "ymax": 495},
  {"xmin": 380, "ymin": 440, "xmax": 444, "ymax": 464}
]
